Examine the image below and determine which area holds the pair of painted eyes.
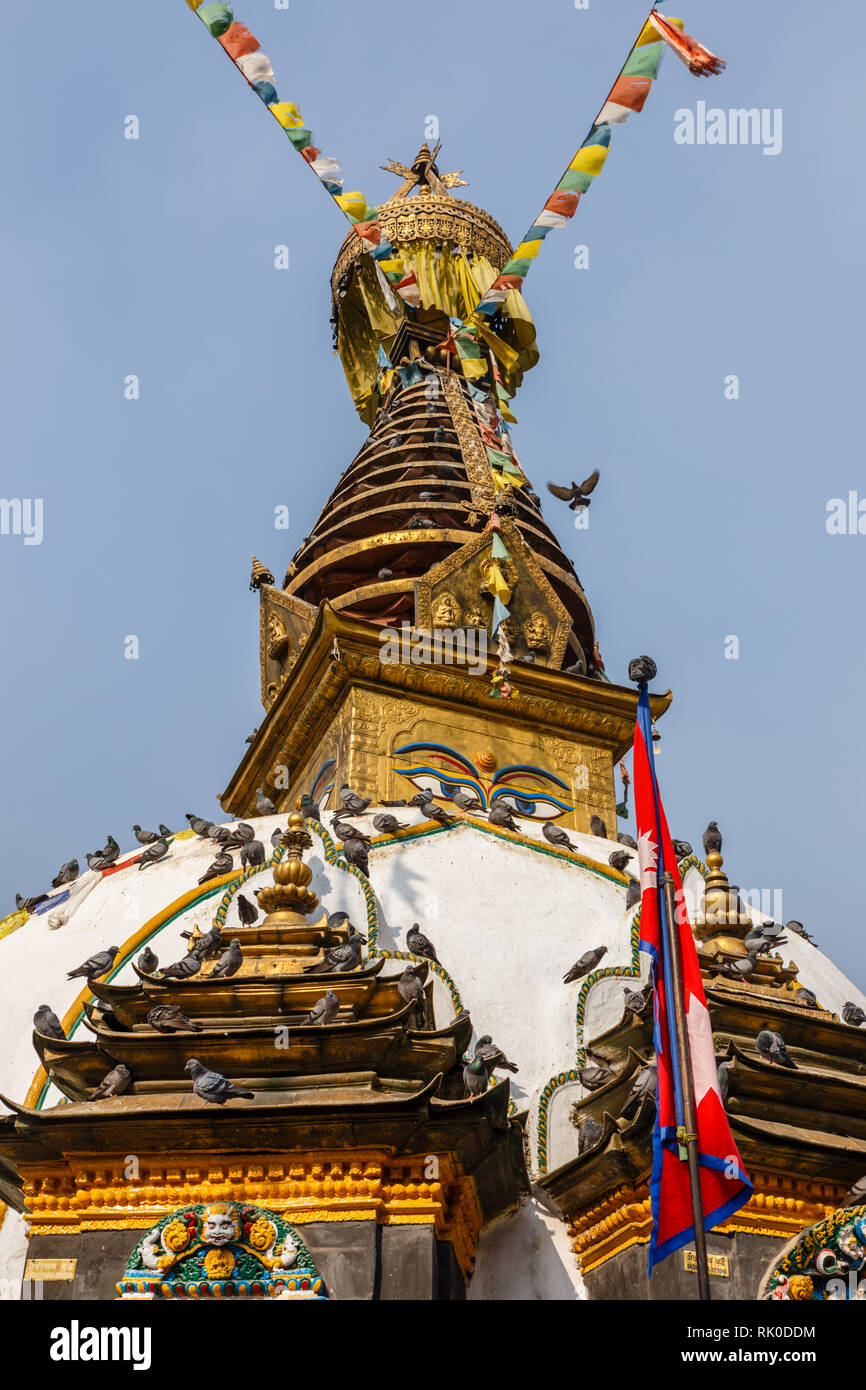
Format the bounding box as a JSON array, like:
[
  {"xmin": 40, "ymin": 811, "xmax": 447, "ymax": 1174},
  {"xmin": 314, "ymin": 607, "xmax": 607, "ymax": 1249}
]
[{"xmin": 401, "ymin": 772, "xmax": 570, "ymax": 822}]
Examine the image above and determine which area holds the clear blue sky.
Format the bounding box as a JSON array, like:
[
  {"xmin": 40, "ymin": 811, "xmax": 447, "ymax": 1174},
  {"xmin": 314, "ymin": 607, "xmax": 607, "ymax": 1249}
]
[{"xmin": 1, "ymin": 1, "xmax": 863, "ymax": 987}]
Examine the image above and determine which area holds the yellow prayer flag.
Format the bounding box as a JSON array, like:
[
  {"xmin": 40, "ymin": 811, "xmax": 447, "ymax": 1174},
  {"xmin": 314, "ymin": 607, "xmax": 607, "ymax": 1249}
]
[
  {"xmin": 570, "ymin": 145, "xmax": 609, "ymax": 176},
  {"xmin": 512, "ymin": 240, "xmax": 543, "ymax": 262},
  {"xmin": 636, "ymin": 14, "xmax": 683, "ymax": 45},
  {"xmin": 269, "ymin": 102, "xmax": 305, "ymax": 129},
  {"xmin": 334, "ymin": 190, "xmax": 368, "ymax": 220}
]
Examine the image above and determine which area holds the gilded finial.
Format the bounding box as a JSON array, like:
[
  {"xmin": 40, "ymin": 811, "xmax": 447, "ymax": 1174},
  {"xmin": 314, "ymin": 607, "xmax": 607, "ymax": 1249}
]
[{"xmin": 250, "ymin": 556, "xmax": 274, "ymax": 592}]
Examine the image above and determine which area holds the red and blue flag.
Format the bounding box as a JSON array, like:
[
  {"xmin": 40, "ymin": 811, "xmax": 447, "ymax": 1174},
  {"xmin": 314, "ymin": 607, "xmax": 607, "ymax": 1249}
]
[{"xmin": 633, "ymin": 686, "xmax": 751, "ymax": 1272}]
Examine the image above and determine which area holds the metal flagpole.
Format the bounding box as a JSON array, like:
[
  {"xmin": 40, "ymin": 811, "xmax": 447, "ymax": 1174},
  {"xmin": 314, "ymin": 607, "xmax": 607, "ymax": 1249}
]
[{"xmin": 660, "ymin": 869, "xmax": 712, "ymax": 1302}]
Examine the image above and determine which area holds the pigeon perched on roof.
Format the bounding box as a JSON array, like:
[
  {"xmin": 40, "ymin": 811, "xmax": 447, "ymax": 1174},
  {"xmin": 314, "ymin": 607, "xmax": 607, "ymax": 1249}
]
[
  {"xmin": 67, "ymin": 947, "xmax": 119, "ymax": 981},
  {"xmin": 51, "ymin": 859, "xmax": 80, "ymax": 889},
  {"xmin": 305, "ymin": 925, "xmax": 366, "ymax": 974},
  {"xmin": 87, "ymin": 835, "xmax": 120, "ymax": 869},
  {"xmin": 186, "ymin": 814, "xmax": 214, "ymax": 838},
  {"xmin": 542, "ymin": 822, "xmax": 575, "ymax": 851},
  {"xmin": 625, "ymin": 876, "xmax": 641, "ymax": 910},
  {"xmin": 451, "ymin": 787, "xmax": 482, "ymax": 812},
  {"xmin": 340, "ymin": 783, "xmax": 370, "ymax": 815},
  {"xmin": 433, "ymin": 425, "xmax": 446, "ymax": 443},
  {"xmin": 388, "ymin": 433, "xmax": 406, "ymax": 449},
  {"xmin": 785, "ymin": 919, "xmax": 816, "ymax": 945},
  {"xmin": 473, "ymin": 1035, "xmax": 518, "ymax": 1074},
  {"xmin": 138, "ymin": 838, "xmax": 170, "ymax": 870},
  {"xmin": 255, "ymin": 788, "xmax": 277, "ymax": 815},
  {"xmin": 623, "ymin": 985, "xmax": 652, "ymax": 1014},
  {"xmin": 717, "ymin": 949, "xmax": 759, "ymax": 981},
  {"xmin": 240, "ymin": 839, "xmax": 266, "ymax": 869},
  {"xmin": 160, "ymin": 949, "xmax": 203, "ymax": 981},
  {"xmin": 617, "ymin": 833, "xmax": 637, "ymax": 850},
  {"xmin": 378, "ymin": 566, "xmax": 395, "ymax": 581},
  {"xmin": 756, "ymin": 1029, "xmax": 797, "ymax": 1068},
  {"xmin": 622, "ymin": 1062, "xmax": 658, "ymax": 1120},
  {"xmin": 236, "ymin": 892, "xmax": 259, "ymax": 926},
  {"xmin": 341, "ymin": 835, "xmax": 370, "ymax": 877},
  {"xmin": 210, "ymin": 939, "xmax": 243, "ymax": 979},
  {"xmin": 578, "ymin": 1057, "xmax": 616, "ymax": 1091},
  {"xmin": 702, "ymin": 821, "xmax": 723, "ymax": 855},
  {"xmin": 137, "ymin": 946, "xmax": 159, "ymax": 975},
  {"xmin": 305, "ymin": 990, "xmax": 340, "ymax": 1025},
  {"xmin": 671, "ymin": 840, "xmax": 693, "ymax": 860},
  {"xmin": 589, "ymin": 815, "xmax": 607, "ymax": 839},
  {"xmin": 133, "ymin": 825, "xmax": 161, "ymax": 845},
  {"xmin": 373, "ymin": 813, "xmax": 404, "ymax": 835},
  {"xmin": 183, "ymin": 925, "xmax": 223, "ymax": 961},
  {"xmin": 577, "ymin": 1112, "xmax": 604, "ymax": 1154},
  {"xmin": 563, "ymin": 945, "xmax": 608, "ymax": 984},
  {"xmin": 425, "ymin": 802, "xmax": 456, "ymax": 827},
  {"xmin": 842, "ymin": 1174, "xmax": 866, "ymax": 1208},
  {"xmin": 299, "ymin": 794, "xmax": 321, "ymax": 821},
  {"xmin": 270, "ymin": 827, "xmax": 285, "ymax": 850},
  {"xmin": 225, "ymin": 822, "xmax": 256, "ymax": 849},
  {"xmin": 158, "ymin": 825, "xmax": 173, "ymax": 839},
  {"xmin": 463, "ymin": 1054, "xmax": 489, "ymax": 1098},
  {"xmin": 717, "ymin": 1059, "xmax": 733, "ymax": 1107},
  {"xmin": 397, "ymin": 966, "xmax": 426, "ymax": 1027},
  {"xmin": 147, "ymin": 1005, "xmax": 201, "ymax": 1033},
  {"xmin": 88, "ymin": 1063, "xmax": 132, "ymax": 1102},
  {"xmin": 546, "ymin": 471, "xmax": 600, "ymax": 511},
  {"xmin": 488, "ymin": 801, "xmax": 519, "ymax": 832},
  {"xmin": 407, "ymin": 788, "xmax": 434, "ymax": 808},
  {"xmin": 33, "ymin": 1006, "xmax": 65, "ymax": 1040},
  {"xmin": 16, "ymin": 892, "xmax": 49, "ymax": 913},
  {"xmin": 608, "ymin": 849, "xmax": 632, "ymax": 874},
  {"xmin": 793, "ymin": 985, "xmax": 818, "ymax": 1009},
  {"xmin": 185, "ymin": 1059, "xmax": 254, "ymax": 1104},
  {"xmin": 198, "ymin": 849, "xmax": 233, "ymax": 885},
  {"xmin": 325, "ymin": 910, "xmax": 350, "ymax": 934},
  {"xmin": 406, "ymin": 923, "xmax": 438, "ymax": 963},
  {"xmin": 843, "ymin": 1002, "xmax": 866, "ymax": 1028},
  {"xmin": 210, "ymin": 825, "xmax": 233, "ymax": 846}
]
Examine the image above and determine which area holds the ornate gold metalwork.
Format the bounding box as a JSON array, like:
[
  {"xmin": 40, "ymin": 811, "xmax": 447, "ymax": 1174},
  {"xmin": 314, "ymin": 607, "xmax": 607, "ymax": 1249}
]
[
  {"xmin": 257, "ymin": 813, "xmax": 319, "ymax": 923},
  {"xmin": 441, "ymin": 372, "xmax": 497, "ymax": 510}
]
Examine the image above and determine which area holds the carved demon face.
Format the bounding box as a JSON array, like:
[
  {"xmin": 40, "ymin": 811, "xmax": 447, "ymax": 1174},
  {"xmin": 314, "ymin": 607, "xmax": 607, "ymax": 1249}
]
[{"xmin": 202, "ymin": 1207, "xmax": 237, "ymax": 1247}]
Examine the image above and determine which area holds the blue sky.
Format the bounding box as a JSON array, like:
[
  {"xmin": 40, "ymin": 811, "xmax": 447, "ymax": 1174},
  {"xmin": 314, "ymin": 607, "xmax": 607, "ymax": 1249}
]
[{"xmin": 1, "ymin": 0, "xmax": 863, "ymax": 988}]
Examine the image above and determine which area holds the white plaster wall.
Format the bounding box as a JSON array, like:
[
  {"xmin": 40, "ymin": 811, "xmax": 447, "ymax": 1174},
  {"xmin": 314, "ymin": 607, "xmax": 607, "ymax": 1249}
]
[{"xmin": 468, "ymin": 1195, "xmax": 587, "ymax": 1300}]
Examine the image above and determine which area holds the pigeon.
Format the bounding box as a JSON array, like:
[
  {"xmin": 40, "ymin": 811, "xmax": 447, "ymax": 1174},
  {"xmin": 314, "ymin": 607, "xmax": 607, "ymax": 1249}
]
[
  {"xmin": 397, "ymin": 966, "xmax": 426, "ymax": 1027},
  {"xmin": 842, "ymin": 1174, "xmax": 866, "ymax": 1208},
  {"xmin": 546, "ymin": 471, "xmax": 600, "ymax": 511},
  {"xmin": 340, "ymin": 783, "xmax": 371, "ymax": 815},
  {"xmin": 463, "ymin": 1055, "xmax": 489, "ymax": 1098},
  {"xmin": 210, "ymin": 939, "xmax": 243, "ymax": 979},
  {"xmin": 133, "ymin": 825, "xmax": 161, "ymax": 845},
  {"xmin": 388, "ymin": 433, "xmax": 406, "ymax": 449},
  {"xmin": 245, "ymin": 730, "xmax": 258, "ymax": 744},
  {"xmin": 198, "ymin": 849, "xmax": 233, "ymax": 885},
  {"xmin": 88, "ymin": 1063, "xmax": 132, "ymax": 1102},
  {"xmin": 473, "ymin": 1035, "xmax": 518, "ymax": 1074},
  {"xmin": 608, "ymin": 849, "xmax": 632, "ymax": 873},
  {"xmin": 702, "ymin": 821, "xmax": 723, "ymax": 855},
  {"xmin": 406, "ymin": 514, "xmax": 435, "ymax": 530},
  {"xmin": 86, "ymin": 835, "xmax": 120, "ymax": 870},
  {"xmin": 622, "ymin": 1062, "xmax": 658, "ymax": 1120},
  {"xmin": 843, "ymin": 1002, "xmax": 866, "ymax": 1028},
  {"xmin": 240, "ymin": 839, "xmax": 266, "ymax": 869},
  {"xmin": 627, "ymin": 655, "xmax": 657, "ymax": 686},
  {"xmin": 305, "ymin": 990, "xmax": 340, "ymax": 1025},
  {"xmin": 210, "ymin": 825, "xmax": 233, "ymax": 845},
  {"xmin": 342, "ymin": 835, "xmax": 370, "ymax": 877},
  {"xmin": 425, "ymin": 802, "xmax": 455, "ymax": 827},
  {"xmin": 67, "ymin": 946, "xmax": 119, "ymax": 981},
  {"xmin": 147, "ymin": 1005, "xmax": 201, "ymax": 1033},
  {"xmin": 589, "ymin": 815, "xmax": 607, "ymax": 839},
  {"xmin": 183, "ymin": 925, "xmax": 223, "ymax": 960},
  {"xmin": 672, "ymin": 840, "xmax": 693, "ymax": 860},
  {"xmin": 623, "ymin": 985, "xmax": 652, "ymax": 1014},
  {"xmin": 185, "ymin": 1058, "xmax": 254, "ymax": 1104},
  {"xmin": 378, "ymin": 566, "xmax": 395, "ymax": 581},
  {"xmin": 255, "ymin": 788, "xmax": 277, "ymax": 815},
  {"xmin": 16, "ymin": 892, "xmax": 48, "ymax": 912},
  {"xmin": 137, "ymin": 946, "xmax": 159, "ymax": 975},
  {"xmin": 543, "ymin": 822, "xmax": 575, "ymax": 851},
  {"xmin": 160, "ymin": 949, "xmax": 203, "ymax": 980},
  {"xmin": 717, "ymin": 1059, "xmax": 733, "ymax": 1107},
  {"xmin": 373, "ymin": 814, "xmax": 404, "ymax": 835},
  {"xmin": 270, "ymin": 826, "xmax": 285, "ymax": 850},
  {"xmin": 488, "ymin": 802, "xmax": 519, "ymax": 832},
  {"xmin": 451, "ymin": 787, "xmax": 482, "ymax": 812},
  {"xmin": 51, "ymin": 859, "xmax": 80, "ymax": 889},
  {"xmin": 158, "ymin": 825, "xmax": 173, "ymax": 839},
  {"xmin": 564, "ymin": 945, "xmax": 608, "ymax": 984},
  {"xmin": 433, "ymin": 425, "xmax": 446, "ymax": 443},
  {"xmin": 617, "ymin": 833, "xmax": 638, "ymax": 850},
  {"xmin": 299, "ymin": 794, "xmax": 321, "ymax": 821},
  {"xmin": 756, "ymin": 1029, "xmax": 797, "ymax": 1068},
  {"xmin": 186, "ymin": 814, "xmax": 214, "ymax": 838},
  {"xmin": 418, "ymin": 490, "xmax": 444, "ymax": 502},
  {"xmin": 406, "ymin": 923, "xmax": 438, "ymax": 963},
  {"xmin": 793, "ymin": 985, "xmax": 818, "ymax": 1009},
  {"xmin": 305, "ymin": 925, "xmax": 366, "ymax": 974},
  {"xmin": 138, "ymin": 838, "xmax": 170, "ymax": 870},
  {"xmin": 785, "ymin": 919, "xmax": 816, "ymax": 944},
  {"xmin": 236, "ymin": 892, "xmax": 259, "ymax": 926},
  {"xmin": 625, "ymin": 877, "xmax": 641, "ymax": 910},
  {"xmin": 407, "ymin": 788, "xmax": 434, "ymax": 808},
  {"xmin": 717, "ymin": 949, "xmax": 759, "ymax": 981},
  {"xmin": 225, "ymin": 822, "xmax": 256, "ymax": 847},
  {"xmin": 579, "ymin": 1057, "xmax": 616, "ymax": 1091},
  {"xmin": 577, "ymin": 1112, "xmax": 604, "ymax": 1154},
  {"xmin": 33, "ymin": 1006, "xmax": 65, "ymax": 1040}
]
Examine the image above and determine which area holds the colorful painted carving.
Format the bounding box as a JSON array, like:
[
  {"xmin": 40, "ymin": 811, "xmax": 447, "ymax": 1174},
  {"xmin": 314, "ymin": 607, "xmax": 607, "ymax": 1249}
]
[
  {"xmin": 763, "ymin": 1206, "xmax": 866, "ymax": 1300},
  {"xmin": 393, "ymin": 742, "xmax": 572, "ymax": 820}
]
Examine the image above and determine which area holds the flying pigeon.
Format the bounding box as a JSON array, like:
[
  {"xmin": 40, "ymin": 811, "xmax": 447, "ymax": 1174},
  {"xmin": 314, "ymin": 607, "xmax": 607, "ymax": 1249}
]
[
  {"xmin": 210, "ymin": 939, "xmax": 243, "ymax": 979},
  {"xmin": 406, "ymin": 923, "xmax": 438, "ymax": 963},
  {"xmin": 542, "ymin": 822, "xmax": 575, "ymax": 851},
  {"xmin": 451, "ymin": 787, "xmax": 482, "ymax": 812},
  {"xmin": 88, "ymin": 1063, "xmax": 132, "ymax": 1102},
  {"xmin": 672, "ymin": 840, "xmax": 693, "ymax": 860},
  {"xmin": 397, "ymin": 966, "xmax": 426, "ymax": 1027},
  {"xmin": 160, "ymin": 949, "xmax": 203, "ymax": 980},
  {"xmin": 843, "ymin": 1002, "xmax": 866, "ymax": 1028},
  {"xmin": 305, "ymin": 990, "xmax": 340, "ymax": 1025},
  {"xmin": 474, "ymin": 1035, "xmax": 518, "ymax": 1074},
  {"xmin": 137, "ymin": 946, "xmax": 159, "ymax": 975},
  {"xmin": 463, "ymin": 1054, "xmax": 488, "ymax": 1098},
  {"xmin": 236, "ymin": 892, "xmax": 259, "ymax": 926},
  {"xmin": 299, "ymin": 794, "xmax": 321, "ymax": 821},
  {"xmin": 342, "ymin": 835, "xmax": 370, "ymax": 877},
  {"xmin": 133, "ymin": 825, "xmax": 161, "ymax": 845},
  {"xmin": 340, "ymin": 783, "xmax": 371, "ymax": 815},
  {"xmin": 488, "ymin": 801, "xmax": 519, "ymax": 832},
  {"xmin": 606, "ymin": 850, "xmax": 631, "ymax": 875},
  {"xmin": 589, "ymin": 815, "xmax": 607, "ymax": 839},
  {"xmin": 147, "ymin": 1004, "xmax": 201, "ymax": 1033},
  {"xmin": 564, "ymin": 945, "xmax": 608, "ymax": 984},
  {"xmin": 304, "ymin": 925, "xmax": 366, "ymax": 974},
  {"xmin": 185, "ymin": 1058, "xmax": 254, "ymax": 1104},
  {"xmin": 138, "ymin": 838, "xmax": 170, "ymax": 870},
  {"xmin": 546, "ymin": 470, "xmax": 600, "ymax": 511},
  {"xmin": 617, "ymin": 833, "xmax": 638, "ymax": 850},
  {"xmin": 373, "ymin": 814, "xmax": 403, "ymax": 835},
  {"xmin": 255, "ymin": 788, "xmax": 277, "ymax": 815},
  {"xmin": 240, "ymin": 839, "xmax": 266, "ymax": 869},
  {"xmin": 756, "ymin": 1028, "xmax": 797, "ymax": 1068},
  {"xmin": 33, "ymin": 1006, "xmax": 65, "ymax": 1040},
  {"xmin": 198, "ymin": 849, "xmax": 233, "ymax": 884},
  {"xmin": 67, "ymin": 946, "xmax": 120, "ymax": 981},
  {"xmin": 577, "ymin": 1112, "xmax": 604, "ymax": 1154},
  {"xmin": 51, "ymin": 859, "xmax": 79, "ymax": 889},
  {"xmin": 702, "ymin": 821, "xmax": 723, "ymax": 855},
  {"xmin": 622, "ymin": 1062, "xmax": 658, "ymax": 1120},
  {"xmin": 627, "ymin": 655, "xmax": 657, "ymax": 686}
]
